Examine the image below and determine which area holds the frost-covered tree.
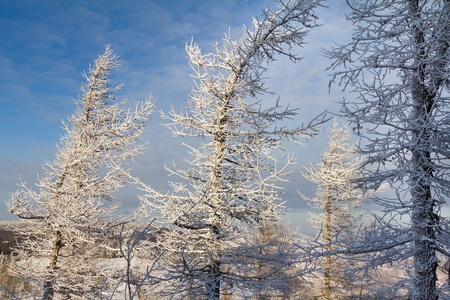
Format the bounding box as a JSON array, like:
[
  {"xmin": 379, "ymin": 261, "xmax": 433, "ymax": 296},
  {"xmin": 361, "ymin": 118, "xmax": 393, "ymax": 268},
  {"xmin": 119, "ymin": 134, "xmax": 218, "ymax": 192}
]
[
  {"xmin": 137, "ymin": 0, "xmax": 325, "ymax": 298},
  {"xmin": 302, "ymin": 120, "xmax": 365, "ymax": 299},
  {"xmin": 325, "ymin": 1, "xmax": 450, "ymax": 299},
  {"xmin": 250, "ymin": 219, "xmax": 301, "ymax": 299},
  {"xmin": 8, "ymin": 46, "xmax": 153, "ymax": 299}
]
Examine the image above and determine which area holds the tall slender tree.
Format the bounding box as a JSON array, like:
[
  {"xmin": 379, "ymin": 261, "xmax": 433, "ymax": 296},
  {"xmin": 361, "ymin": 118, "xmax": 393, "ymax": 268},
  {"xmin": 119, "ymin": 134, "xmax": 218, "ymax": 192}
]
[
  {"xmin": 301, "ymin": 120, "xmax": 365, "ymax": 299},
  {"xmin": 250, "ymin": 218, "xmax": 300, "ymax": 299},
  {"xmin": 8, "ymin": 46, "xmax": 153, "ymax": 299},
  {"xmin": 138, "ymin": 0, "xmax": 326, "ymax": 298},
  {"xmin": 325, "ymin": 1, "xmax": 450, "ymax": 299}
]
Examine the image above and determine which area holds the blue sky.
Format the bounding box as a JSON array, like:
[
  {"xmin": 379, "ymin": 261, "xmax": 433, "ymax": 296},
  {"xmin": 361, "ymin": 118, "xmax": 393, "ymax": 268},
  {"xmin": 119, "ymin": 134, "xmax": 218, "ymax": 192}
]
[{"xmin": 0, "ymin": 0, "xmax": 353, "ymax": 234}]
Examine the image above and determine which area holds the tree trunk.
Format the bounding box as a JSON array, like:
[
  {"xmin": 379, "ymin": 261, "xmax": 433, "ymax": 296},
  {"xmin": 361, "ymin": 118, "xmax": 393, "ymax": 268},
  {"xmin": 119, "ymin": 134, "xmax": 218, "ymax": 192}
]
[
  {"xmin": 410, "ymin": 130, "xmax": 438, "ymax": 300},
  {"xmin": 207, "ymin": 214, "xmax": 222, "ymax": 299},
  {"xmin": 324, "ymin": 184, "xmax": 332, "ymax": 300},
  {"xmin": 43, "ymin": 229, "xmax": 62, "ymax": 300},
  {"xmin": 206, "ymin": 120, "xmax": 226, "ymax": 299},
  {"xmin": 410, "ymin": 87, "xmax": 438, "ymax": 300},
  {"xmin": 409, "ymin": 1, "xmax": 439, "ymax": 299}
]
